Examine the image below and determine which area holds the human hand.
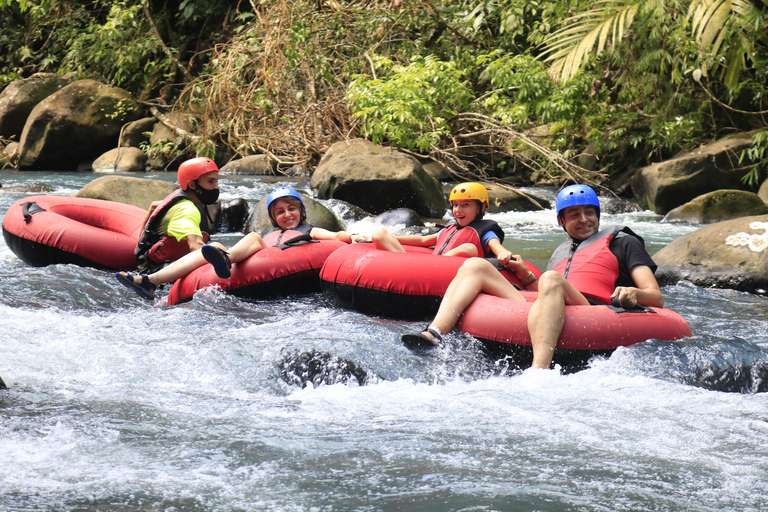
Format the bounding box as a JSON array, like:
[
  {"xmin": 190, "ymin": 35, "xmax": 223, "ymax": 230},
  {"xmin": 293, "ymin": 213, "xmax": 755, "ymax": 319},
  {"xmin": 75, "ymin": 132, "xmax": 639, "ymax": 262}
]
[
  {"xmin": 502, "ymin": 253, "xmax": 526, "ymax": 275},
  {"xmin": 350, "ymin": 234, "xmax": 369, "ymax": 243},
  {"xmin": 610, "ymin": 287, "xmax": 638, "ymax": 308}
]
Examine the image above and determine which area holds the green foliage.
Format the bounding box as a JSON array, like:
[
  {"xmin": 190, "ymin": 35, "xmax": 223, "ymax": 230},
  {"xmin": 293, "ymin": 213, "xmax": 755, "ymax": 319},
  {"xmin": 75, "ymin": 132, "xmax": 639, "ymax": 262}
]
[
  {"xmin": 346, "ymin": 55, "xmax": 474, "ymax": 152},
  {"xmin": 140, "ymin": 136, "xmax": 181, "ymax": 166},
  {"xmin": 61, "ymin": 1, "xmax": 173, "ymax": 95},
  {"xmin": 740, "ymin": 130, "xmax": 768, "ymax": 188}
]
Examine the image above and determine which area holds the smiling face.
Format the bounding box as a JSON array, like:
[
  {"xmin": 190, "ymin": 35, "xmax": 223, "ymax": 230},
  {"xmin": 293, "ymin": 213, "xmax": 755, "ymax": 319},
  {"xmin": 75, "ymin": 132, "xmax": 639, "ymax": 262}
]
[
  {"xmin": 451, "ymin": 199, "xmax": 483, "ymax": 227},
  {"xmin": 269, "ymin": 197, "xmax": 303, "ymax": 230},
  {"xmin": 559, "ymin": 204, "xmax": 599, "ymax": 240}
]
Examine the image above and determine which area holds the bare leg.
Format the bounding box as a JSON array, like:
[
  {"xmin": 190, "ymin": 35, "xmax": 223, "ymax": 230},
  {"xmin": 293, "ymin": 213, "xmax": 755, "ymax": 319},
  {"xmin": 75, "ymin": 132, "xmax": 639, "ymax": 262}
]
[
  {"xmin": 120, "ymin": 234, "xmax": 266, "ymax": 288},
  {"xmin": 371, "ymin": 228, "xmax": 406, "ymax": 253},
  {"xmin": 428, "ymin": 258, "xmax": 525, "ymax": 337},
  {"xmin": 526, "ymin": 271, "xmax": 590, "ymax": 369},
  {"xmin": 226, "ymin": 232, "xmax": 267, "ymax": 263}
]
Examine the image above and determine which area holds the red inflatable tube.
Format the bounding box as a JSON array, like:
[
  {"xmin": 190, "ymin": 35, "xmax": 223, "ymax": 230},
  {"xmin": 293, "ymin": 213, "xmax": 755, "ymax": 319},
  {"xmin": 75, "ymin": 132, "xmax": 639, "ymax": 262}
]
[
  {"xmin": 166, "ymin": 240, "xmax": 347, "ymax": 305},
  {"xmin": 319, "ymin": 242, "xmax": 540, "ymax": 320},
  {"xmin": 2, "ymin": 195, "xmax": 145, "ymax": 270},
  {"xmin": 457, "ymin": 292, "xmax": 692, "ymax": 365}
]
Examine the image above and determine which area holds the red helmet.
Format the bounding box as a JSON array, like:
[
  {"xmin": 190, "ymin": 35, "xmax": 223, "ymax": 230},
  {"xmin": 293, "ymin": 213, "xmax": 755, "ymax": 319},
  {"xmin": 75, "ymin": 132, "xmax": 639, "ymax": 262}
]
[{"xmin": 178, "ymin": 157, "xmax": 218, "ymax": 190}]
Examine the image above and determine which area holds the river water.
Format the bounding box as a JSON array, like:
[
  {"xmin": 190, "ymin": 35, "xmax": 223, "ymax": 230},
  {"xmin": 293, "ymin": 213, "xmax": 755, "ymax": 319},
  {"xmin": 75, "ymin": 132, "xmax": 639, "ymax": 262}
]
[{"xmin": 2, "ymin": 171, "xmax": 768, "ymax": 512}]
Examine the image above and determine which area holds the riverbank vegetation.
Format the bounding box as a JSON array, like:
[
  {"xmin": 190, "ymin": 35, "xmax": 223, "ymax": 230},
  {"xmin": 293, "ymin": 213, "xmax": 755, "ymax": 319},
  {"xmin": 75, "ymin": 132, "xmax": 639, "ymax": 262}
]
[{"xmin": 2, "ymin": 0, "xmax": 767, "ymax": 185}]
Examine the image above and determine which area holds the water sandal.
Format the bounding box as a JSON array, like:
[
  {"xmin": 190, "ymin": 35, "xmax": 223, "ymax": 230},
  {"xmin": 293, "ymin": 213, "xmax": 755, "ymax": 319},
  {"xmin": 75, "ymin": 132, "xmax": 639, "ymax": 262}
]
[
  {"xmin": 202, "ymin": 245, "xmax": 231, "ymax": 279},
  {"xmin": 401, "ymin": 326, "xmax": 443, "ymax": 349},
  {"xmin": 115, "ymin": 272, "xmax": 156, "ymax": 300}
]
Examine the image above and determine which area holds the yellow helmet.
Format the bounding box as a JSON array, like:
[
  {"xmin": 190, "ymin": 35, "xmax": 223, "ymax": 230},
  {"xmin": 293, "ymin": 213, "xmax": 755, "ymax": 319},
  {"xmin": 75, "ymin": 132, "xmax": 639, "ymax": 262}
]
[{"xmin": 449, "ymin": 182, "xmax": 489, "ymax": 209}]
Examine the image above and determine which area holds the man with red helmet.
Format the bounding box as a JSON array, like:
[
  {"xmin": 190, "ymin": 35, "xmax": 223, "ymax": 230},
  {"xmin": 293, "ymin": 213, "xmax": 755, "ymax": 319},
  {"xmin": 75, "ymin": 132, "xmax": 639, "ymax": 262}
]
[{"xmin": 134, "ymin": 157, "xmax": 221, "ymax": 273}]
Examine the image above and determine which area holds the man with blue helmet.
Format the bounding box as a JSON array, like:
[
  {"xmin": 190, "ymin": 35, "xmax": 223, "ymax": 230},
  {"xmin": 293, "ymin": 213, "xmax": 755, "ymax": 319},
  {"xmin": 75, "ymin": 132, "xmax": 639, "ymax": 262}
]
[{"xmin": 402, "ymin": 184, "xmax": 663, "ymax": 370}]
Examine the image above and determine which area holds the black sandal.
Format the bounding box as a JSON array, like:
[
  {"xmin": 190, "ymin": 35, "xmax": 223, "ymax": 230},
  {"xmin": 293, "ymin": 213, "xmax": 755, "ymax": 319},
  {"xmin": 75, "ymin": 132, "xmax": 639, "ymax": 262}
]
[
  {"xmin": 115, "ymin": 272, "xmax": 157, "ymax": 300},
  {"xmin": 401, "ymin": 326, "xmax": 443, "ymax": 349},
  {"xmin": 202, "ymin": 245, "xmax": 232, "ymax": 279}
]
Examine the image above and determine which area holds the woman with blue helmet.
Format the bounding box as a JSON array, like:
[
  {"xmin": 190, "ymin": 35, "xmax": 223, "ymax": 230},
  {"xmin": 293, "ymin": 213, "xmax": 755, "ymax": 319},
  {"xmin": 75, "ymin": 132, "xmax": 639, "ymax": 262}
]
[
  {"xmin": 116, "ymin": 185, "xmax": 364, "ymax": 300},
  {"xmin": 402, "ymin": 184, "xmax": 664, "ymax": 370}
]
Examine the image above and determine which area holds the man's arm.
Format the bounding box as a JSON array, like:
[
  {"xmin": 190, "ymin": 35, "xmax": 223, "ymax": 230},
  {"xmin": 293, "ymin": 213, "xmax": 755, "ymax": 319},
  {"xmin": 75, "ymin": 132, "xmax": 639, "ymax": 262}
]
[{"xmin": 610, "ymin": 265, "xmax": 664, "ymax": 308}]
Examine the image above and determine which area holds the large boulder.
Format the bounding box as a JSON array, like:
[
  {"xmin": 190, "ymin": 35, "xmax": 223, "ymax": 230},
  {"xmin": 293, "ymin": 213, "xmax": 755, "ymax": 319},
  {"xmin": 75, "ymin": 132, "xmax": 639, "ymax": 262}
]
[
  {"xmin": 17, "ymin": 79, "xmax": 142, "ymax": 170},
  {"xmin": 220, "ymin": 155, "xmax": 275, "ymax": 175},
  {"xmin": 0, "ymin": 73, "xmax": 75, "ymax": 139},
  {"xmin": 91, "ymin": 147, "xmax": 147, "ymax": 173},
  {"xmin": 653, "ymin": 215, "xmax": 768, "ymax": 293},
  {"xmin": 631, "ymin": 132, "xmax": 759, "ymax": 214},
  {"xmin": 244, "ymin": 190, "xmax": 344, "ymax": 235},
  {"xmin": 76, "ymin": 175, "xmax": 178, "ymax": 210},
  {"xmin": 311, "ymin": 138, "xmax": 446, "ymax": 218},
  {"xmin": 663, "ymin": 190, "xmax": 768, "ymax": 224},
  {"xmin": 484, "ymin": 183, "xmax": 550, "ymax": 213}
]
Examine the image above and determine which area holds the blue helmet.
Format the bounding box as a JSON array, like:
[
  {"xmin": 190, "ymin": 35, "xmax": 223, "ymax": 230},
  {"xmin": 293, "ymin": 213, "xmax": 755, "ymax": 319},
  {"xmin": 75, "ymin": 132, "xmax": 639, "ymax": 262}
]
[
  {"xmin": 555, "ymin": 184, "xmax": 600, "ymax": 221},
  {"xmin": 266, "ymin": 186, "xmax": 306, "ymax": 227}
]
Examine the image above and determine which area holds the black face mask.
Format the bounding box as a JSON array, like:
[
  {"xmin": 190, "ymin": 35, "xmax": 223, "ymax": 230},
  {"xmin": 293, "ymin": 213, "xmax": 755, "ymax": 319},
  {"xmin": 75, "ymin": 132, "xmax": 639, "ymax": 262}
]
[{"xmin": 192, "ymin": 183, "xmax": 219, "ymax": 205}]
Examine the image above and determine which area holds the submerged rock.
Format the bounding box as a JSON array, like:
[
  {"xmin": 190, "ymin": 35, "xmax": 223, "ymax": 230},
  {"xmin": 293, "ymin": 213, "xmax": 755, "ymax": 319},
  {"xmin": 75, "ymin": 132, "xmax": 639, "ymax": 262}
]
[{"xmin": 277, "ymin": 349, "xmax": 369, "ymax": 387}]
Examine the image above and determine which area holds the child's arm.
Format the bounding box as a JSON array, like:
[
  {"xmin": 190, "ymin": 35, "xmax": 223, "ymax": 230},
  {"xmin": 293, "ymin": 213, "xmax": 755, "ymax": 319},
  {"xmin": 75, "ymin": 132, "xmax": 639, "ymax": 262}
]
[
  {"xmin": 310, "ymin": 227, "xmax": 367, "ymax": 243},
  {"xmin": 486, "ymin": 238, "xmax": 513, "ymax": 265}
]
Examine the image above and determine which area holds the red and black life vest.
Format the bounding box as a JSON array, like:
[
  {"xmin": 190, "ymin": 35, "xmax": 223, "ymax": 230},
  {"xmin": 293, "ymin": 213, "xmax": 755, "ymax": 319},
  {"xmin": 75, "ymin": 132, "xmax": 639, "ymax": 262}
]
[
  {"xmin": 547, "ymin": 225, "xmax": 637, "ymax": 304},
  {"xmin": 432, "ymin": 220, "xmax": 505, "ymax": 258},
  {"xmin": 135, "ymin": 190, "xmax": 210, "ymax": 271},
  {"xmin": 262, "ymin": 223, "xmax": 314, "ymax": 247}
]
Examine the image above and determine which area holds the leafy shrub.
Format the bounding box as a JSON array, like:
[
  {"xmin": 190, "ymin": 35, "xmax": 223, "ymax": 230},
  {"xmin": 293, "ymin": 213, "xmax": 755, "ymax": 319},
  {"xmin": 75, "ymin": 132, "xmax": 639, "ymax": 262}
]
[{"xmin": 346, "ymin": 55, "xmax": 474, "ymax": 153}]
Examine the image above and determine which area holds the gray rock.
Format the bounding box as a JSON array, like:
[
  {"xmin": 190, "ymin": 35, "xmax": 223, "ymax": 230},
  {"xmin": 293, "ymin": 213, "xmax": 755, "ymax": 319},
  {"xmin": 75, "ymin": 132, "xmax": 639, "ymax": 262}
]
[
  {"xmin": 220, "ymin": 155, "xmax": 275, "ymax": 175},
  {"xmin": 759, "ymin": 179, "xmax": 768, "ymax": 206},
  {"xmin": 120, "ymin": 117, "xmax": 156, "ymax": 148},
  {"xmin": 149, "ymin": 111, "xmax": 194, "ymax": 146},
  {"xmin": 0, "ymin": 72, "xmax": 75, "ymax": 139},
  {"xmin": 17, "ymin": 79, "xmax": 142, "ymax": 170},
  {"xmin": 631, "ymin": 132, "xmax": 758, "ymax": 214},
  {"xmin": 218, "ymin": 198, "xmax": 250, "ymax": 233},
  {"xmin": 373, "ymin": 208, "xmax": 424, "ymax": 228},
  {"xmin": 653, "ymin": 214, "xmax": 768, "ymax": 293},
  {"xmin": 663, "ymin": 189, "xmax": 768, "ymax": 224},
  {"xmin": 483, "ymin": 183, "xmax": 550, "ymax": 213},
  {"xmin": 92, "ymin": 147, "xmax": 147, "ymax": 173},
  {"xmin": 311, "ymin": 138, "xmax": 446, "ymax": 218},
  {"xmin": 3, "ymin": 141, "xmax": 18, "ymax": 157},
  {"xmin": 75, "ymin": 175, "xmax": 178, "ymax": 210}
]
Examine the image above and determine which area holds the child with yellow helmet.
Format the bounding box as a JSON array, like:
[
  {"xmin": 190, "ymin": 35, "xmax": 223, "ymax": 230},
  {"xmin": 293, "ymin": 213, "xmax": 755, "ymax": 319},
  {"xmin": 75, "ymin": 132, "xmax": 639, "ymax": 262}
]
[{"xmin": 371, "ymin": 182, "xmax": 516, "ymax": 263}]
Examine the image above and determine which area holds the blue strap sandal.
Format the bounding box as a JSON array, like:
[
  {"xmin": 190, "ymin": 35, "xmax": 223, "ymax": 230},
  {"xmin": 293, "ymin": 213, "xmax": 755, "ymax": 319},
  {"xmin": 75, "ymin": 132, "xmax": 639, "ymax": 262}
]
[
  {"xmin": 115, "ymin": 272, "xmax": 156, "ymax": 300},
  {"xmin": 401, "ymin": 326, "xmax": 443, "ymax": 349},
  {"xmin": 201, "ymin": 244, "xmax": 232, "ymax": 279}
]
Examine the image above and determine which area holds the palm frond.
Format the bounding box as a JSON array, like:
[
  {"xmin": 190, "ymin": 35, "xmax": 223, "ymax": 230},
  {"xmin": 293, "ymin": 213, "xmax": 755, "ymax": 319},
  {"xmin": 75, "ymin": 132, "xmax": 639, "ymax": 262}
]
[
  {"xmin": 540, "ymin": 0, "xmax": 639, "ymax": 83},
  {"xmin": 688, "ymin": 0, "xmax": 765, "ymax": 89}
]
